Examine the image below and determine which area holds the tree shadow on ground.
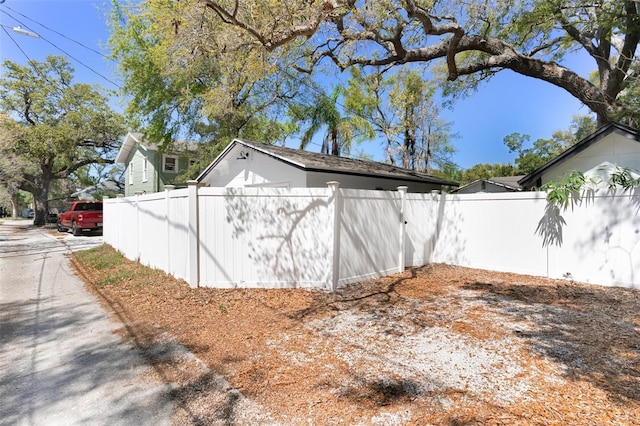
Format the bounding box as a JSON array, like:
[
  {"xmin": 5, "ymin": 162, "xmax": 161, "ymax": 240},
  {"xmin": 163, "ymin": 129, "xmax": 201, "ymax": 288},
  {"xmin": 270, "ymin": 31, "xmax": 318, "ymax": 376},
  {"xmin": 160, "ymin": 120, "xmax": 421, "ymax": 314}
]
[
  {"xmin": 287, "ymin": 267, "xmax": 419, "ymax": 321},
  {"xmin": 463, "ymin": 280, "xmax": 640, "ymax": 403}
]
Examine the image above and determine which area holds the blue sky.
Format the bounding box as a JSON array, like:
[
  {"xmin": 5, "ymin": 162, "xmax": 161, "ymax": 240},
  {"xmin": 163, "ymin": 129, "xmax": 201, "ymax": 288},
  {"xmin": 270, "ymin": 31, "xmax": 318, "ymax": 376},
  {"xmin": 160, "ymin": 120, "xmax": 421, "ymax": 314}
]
[{"xmin": 0, "ymin": 0, "xmax": 595, "ymax": 170}]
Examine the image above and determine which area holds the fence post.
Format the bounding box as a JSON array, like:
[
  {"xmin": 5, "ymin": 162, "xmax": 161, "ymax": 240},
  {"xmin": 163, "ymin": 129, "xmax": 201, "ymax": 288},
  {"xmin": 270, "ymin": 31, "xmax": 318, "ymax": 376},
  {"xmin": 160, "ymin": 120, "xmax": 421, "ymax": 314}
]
[
  {"xmin": 187, "ymin": 181, "xmax": 200, "ymax": 288},
  {"xmin": 116, "ymin": 194, "xmax": 124, "ymax": 251},
  {"xmin": 327, "ymin": 181, "xmax": 341, "ymax": 291},
  {"xmin": 164, "ymin": 185, "xmax": 175, "ymax": 276},
  {"xmin": 397, "ymin": 186, "xmax": 408, "ymax": 272},
  {"xmin": 134, "ymin": 192, "xmax": 143, "ymax": 260}
]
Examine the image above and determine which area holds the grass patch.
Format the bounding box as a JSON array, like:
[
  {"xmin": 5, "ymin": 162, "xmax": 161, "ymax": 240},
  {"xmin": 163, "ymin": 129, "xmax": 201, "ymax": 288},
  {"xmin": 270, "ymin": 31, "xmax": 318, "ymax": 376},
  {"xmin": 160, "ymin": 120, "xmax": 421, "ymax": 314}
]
[
  {"xmin": 95, "ymin": 268, "xmax": 138, "ymax": 288},
  {"xmin": 74, "ymin": 244, "xmax": 173, "ymax": 290},
  {"xmin": 75, "ymin": 244, "xmax": 125, "ymax": 270}
]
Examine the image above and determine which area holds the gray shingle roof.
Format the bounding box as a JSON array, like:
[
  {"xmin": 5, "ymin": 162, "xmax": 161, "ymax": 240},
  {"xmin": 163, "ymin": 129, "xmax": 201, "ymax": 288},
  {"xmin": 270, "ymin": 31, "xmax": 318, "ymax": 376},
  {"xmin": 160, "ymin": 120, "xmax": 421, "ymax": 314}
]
[
  {"xmin": 487, "ymin": 176, "xmax": 524, "ymax": 190},
  {"xmin": 212, "ymin": 139, "xmax": 458, "ymax": 186}
]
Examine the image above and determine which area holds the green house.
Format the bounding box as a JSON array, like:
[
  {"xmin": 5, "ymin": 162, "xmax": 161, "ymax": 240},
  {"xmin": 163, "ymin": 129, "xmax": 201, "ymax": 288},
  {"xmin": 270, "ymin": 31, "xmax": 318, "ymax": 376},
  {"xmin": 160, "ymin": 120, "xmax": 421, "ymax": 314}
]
[{"xmin": 115, "ymin": 132, "xmax": 198, "ymax": 197}]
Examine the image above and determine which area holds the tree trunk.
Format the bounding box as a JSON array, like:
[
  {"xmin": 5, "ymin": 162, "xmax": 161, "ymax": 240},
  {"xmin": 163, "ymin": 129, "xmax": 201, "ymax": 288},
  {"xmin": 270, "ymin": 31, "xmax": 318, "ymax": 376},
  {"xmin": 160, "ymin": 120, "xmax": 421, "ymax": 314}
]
[
  {"xmin": 10, "ymin": 192, "xmax": 19, "ymax": 218},
  {"xmin": 32, "ymin": 183, "xmax": 50, "ymax": 226},
  {"xmin": 331, "ymin": 129, "xmax": 340, "ymax": 156}
]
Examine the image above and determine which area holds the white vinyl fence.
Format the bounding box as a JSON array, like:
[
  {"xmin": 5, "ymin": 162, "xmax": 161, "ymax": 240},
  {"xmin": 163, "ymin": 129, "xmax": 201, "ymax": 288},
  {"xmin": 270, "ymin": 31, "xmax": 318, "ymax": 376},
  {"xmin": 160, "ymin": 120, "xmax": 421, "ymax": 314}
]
[{"xmin": 104, "ymin": 182, "xmax": 640, "ymax": 289}]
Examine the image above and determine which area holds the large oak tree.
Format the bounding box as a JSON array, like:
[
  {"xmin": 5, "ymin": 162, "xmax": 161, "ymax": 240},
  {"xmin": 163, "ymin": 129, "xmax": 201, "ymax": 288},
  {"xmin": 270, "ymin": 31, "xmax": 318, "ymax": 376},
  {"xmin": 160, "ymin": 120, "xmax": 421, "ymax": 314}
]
[
  {"xmin": 0, "ymin": 56, "xmax": 126, "ymax": 226},
  {"xmin": 179, "ymin": 0, "xmax": 639, "ymax": 126},
  {"xmin": 109, "ymin": 0, "xmax": 302, "ymax": 150}
]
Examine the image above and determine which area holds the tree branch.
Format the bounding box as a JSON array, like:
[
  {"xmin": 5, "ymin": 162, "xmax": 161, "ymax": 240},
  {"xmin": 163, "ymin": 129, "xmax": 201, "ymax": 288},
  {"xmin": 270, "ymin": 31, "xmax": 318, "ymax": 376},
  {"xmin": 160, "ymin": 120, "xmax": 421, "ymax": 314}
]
[{"xmin": 201, "ymin": 0, "xmax": 327, "ymax": 51}]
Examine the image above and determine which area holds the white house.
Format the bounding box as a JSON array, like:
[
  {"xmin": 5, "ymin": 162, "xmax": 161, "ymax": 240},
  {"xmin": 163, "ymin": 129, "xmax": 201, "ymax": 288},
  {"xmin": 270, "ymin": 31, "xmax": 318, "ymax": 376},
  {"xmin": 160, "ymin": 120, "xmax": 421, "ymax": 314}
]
[
  {"xmin": 518, "ymin": 122, "xmax": 640, "ymax": 189},
  {"xmin": 196, "ymin": 139, "xmax": 458, "ymax": 192}
]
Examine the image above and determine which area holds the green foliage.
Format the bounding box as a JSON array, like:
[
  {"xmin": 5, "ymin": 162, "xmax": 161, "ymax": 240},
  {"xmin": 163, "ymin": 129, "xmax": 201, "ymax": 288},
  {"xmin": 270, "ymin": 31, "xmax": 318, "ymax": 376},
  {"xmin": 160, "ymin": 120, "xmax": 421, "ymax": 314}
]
[
  {"xmin": 541, "ymin": 171, "xmax": 594, "ymax": 209},
  {"xmin": 542, "ymin": 166, "xmax": 640, "ymax": 209},
  {"xmin": 344, "ymin": 67, "xmax": 456, "ymax": 171},
  {"xmin": 157, "ymin": 0, "xmax": 640, "ymax": 126},
  {"xmin": 75, "ymin": 244, "xmax": 125, "ymax": 270},
  {"xmin": 504, "ymin": 115, "xmax": 597, "ymax": 174},
  {"xmin": 292, "ymin": 84, "xmax": 375, "ymax": 156},
  {"xmin": 459, "ymin": 163, "xmax": 519, "ymax": 185},
  {"xmin": 109, "ymin": 0, "xmax": 302, "ymax": 149},
  {"xmin": 0, "ymin": 56, "xmax": 126, "ymax": 225},
  {"xmin": 607, "ymin": 166, "xmax": 640, "ymax": 191}
]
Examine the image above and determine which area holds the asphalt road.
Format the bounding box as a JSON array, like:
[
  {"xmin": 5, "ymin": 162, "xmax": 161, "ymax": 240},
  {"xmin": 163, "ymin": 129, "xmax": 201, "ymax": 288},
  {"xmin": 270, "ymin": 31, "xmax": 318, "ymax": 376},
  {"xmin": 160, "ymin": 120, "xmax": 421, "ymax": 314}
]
[{"xmin": 0, "ymin": 220, "xmax": 174, "ymax": 426}]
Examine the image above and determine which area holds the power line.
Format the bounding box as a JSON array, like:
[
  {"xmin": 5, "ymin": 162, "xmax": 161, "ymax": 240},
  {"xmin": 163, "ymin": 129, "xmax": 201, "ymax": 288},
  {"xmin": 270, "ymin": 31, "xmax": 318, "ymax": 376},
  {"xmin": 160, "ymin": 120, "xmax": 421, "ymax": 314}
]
[
  {"xmin": 0, "ymin": 8, "xmax": 121, "ymax": 89},
  {"xmin": 3, "ymin": 5, "xmax": 116, "ymax": 63},
  {"xmin": 1, "ymin": 24, "xmax": 33, "ymax": 64},
  {"xmin": 0, "ymin": 25, "xmax": 73, "ymax": 102}
]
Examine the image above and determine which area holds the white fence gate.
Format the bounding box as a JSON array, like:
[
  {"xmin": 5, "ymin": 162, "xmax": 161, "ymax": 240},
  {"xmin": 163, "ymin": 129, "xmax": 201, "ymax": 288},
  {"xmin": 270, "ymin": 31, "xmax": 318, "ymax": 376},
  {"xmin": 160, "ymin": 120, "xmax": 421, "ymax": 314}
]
[{"xmin": 104, "ymin": 182, "xmax": 640, "ymax": 289}]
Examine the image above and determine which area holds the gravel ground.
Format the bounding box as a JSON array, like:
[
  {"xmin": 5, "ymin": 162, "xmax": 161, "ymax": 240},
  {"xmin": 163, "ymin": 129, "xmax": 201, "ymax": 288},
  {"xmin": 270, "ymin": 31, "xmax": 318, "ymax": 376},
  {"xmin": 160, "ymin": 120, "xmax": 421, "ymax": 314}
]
[{"xmin": 73, "ymin": 245, "xmax": 640, "ymax": 425}]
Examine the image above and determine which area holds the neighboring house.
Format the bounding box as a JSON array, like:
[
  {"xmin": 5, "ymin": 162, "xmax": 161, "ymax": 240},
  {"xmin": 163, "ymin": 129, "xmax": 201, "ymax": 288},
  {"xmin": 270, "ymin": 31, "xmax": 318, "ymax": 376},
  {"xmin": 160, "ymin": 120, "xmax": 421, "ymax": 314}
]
[
  {"xmin": 519, "ymin": 122, "xmax": 640, "ymax": 190},
  {"xmin": 70, "ymin": 180, "xmax": 124, "ymax": 200},
  {"xmin": 197, "ymin": 139, "xmax": 458, "ymax": 192},
  {"xmin": 453, "ymin": 176, "xmax": 524, "ymax": 194},
  {"xmin": 115, "ymin": 132, "xmax": 198, "ymax": 196}
]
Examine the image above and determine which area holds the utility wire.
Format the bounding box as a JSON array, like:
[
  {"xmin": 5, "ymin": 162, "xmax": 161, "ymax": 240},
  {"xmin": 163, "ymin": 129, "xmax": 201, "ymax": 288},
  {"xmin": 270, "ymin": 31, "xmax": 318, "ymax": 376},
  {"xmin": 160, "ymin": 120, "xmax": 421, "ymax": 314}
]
[
  {"xmin": 0, "ymin": 8, "xmax": 121, "ymax": 89},
  {"xmin": 3, "ymin": 5, "xmax": 116, "ymax": 63},
  {"xmin": 0, "ymin": 25, "xmax": 72, "ymax": 104},
  {"xmin": 1, "ymin": 25, "xmax": 33, "ymax": 64},
  {"xmin": 0, "ymin": 5, "xmax": 462, "ymax": 171}
]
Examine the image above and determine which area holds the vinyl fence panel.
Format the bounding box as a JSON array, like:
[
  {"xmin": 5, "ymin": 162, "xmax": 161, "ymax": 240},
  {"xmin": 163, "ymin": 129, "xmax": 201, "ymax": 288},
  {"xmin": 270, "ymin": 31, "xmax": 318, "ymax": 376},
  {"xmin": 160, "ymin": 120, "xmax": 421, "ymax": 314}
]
[
  {"xmin": 198, "ymin": 187, "xmax": 334, "ymax": 289},
  {"xmin": 165, "ymin": 189, "xmax": 190, "ymax": 281},
  {"xmin": 136, "ymin": 193, "xmax": 169, "ymax": 271},
  {"xmin": 104, "ymin": 184, "xmax": 640, "ymax": 289},
  {"xmin": 429, "ymin": 192, "xmax": 550, "ymax": 277},
  {"xmin": 338, "ymin": 188, "xmax": 403, "ymax": 286},
  {"xmin": 546, "ymin": 190, "xmax": 640, "ymax": 286}
]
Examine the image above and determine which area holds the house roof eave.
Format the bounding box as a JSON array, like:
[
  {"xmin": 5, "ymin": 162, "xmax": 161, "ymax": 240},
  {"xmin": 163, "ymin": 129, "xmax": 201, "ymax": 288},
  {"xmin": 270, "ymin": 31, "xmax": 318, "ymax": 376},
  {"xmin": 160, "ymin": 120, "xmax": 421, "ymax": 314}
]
[
  {"xmin": 197, "ymin": 138, "xmax": 459, "ymax": 187},
  {"xmin": 236, "ymin": 139, "xmax": 459, "ymax": 186},
  {"xmin": 518, "ymin": 122, "xmax": 639, "ymax": 188},
  {"xmin": 115, "ymin": 132, "xmax": 141, "ymax": 164}
]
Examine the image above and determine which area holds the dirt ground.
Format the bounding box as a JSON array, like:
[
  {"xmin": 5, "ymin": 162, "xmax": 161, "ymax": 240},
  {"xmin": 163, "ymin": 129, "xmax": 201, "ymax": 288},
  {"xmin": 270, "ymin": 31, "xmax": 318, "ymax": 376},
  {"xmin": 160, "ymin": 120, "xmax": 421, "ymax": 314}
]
[{"xmin": 72, "ymin": 245, "xmax": 640, "ymax": 425}]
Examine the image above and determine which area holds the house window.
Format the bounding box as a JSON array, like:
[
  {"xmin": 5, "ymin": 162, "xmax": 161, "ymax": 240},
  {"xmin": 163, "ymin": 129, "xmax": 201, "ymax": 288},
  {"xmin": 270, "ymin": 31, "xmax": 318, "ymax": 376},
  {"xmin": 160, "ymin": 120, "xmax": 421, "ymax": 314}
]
[
  {"xmin": 129, "ymin": 162, "xmax": 134, "ymax": 185},
  {"xmin": 142, "ymin": 157, "xmax": 148, "ymax": 182},
  {"xmin": 163, "ymin": 155, "xmax": 178, "ymax": 173}
]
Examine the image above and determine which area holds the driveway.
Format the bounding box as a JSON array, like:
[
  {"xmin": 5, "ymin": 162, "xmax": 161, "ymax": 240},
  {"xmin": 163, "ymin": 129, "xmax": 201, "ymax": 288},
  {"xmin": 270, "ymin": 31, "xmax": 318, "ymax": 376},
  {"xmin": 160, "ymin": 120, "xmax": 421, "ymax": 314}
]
[{"xmin": 0, "ymin": 220, "xmax": 174, "ymax": 426}]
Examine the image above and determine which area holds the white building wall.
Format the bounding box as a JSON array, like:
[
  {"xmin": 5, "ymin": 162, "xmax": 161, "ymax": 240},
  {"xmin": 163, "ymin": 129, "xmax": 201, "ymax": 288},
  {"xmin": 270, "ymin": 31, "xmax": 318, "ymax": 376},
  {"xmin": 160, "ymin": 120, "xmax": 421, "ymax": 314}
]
[
  {"xmin": 542, "ymin": 132, "xmax": 640, "ymax": 185},
  {"xmin": 307, "ymin": 171, "xmax": 442, "ymax": 192},
  {"xmin": 199, "ymin": 144, "xmax": 307, "ymax": 188}
]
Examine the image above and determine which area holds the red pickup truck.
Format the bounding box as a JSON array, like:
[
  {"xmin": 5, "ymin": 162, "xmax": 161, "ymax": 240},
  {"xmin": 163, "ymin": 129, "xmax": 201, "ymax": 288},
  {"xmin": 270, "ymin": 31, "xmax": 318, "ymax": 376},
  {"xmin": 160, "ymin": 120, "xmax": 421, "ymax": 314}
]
[{"xmin": 57, "ymin": 201, "xmax": 103, "ymax": 236}]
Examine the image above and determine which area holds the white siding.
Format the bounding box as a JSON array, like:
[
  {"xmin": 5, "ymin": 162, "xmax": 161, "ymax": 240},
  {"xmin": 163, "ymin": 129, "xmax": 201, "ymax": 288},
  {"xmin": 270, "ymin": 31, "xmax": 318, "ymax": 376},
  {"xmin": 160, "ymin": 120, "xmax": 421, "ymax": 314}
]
[
  {"xmin": 542, "ymin": 132, "xmax": 640, "ymax": 185},
  {"xmin": 200, "ymin": 144, "xmax": 307, "ymax": 188},
  {"xmin": 307, "ymin": 171, "xmax": 442, "ymax": 192}
]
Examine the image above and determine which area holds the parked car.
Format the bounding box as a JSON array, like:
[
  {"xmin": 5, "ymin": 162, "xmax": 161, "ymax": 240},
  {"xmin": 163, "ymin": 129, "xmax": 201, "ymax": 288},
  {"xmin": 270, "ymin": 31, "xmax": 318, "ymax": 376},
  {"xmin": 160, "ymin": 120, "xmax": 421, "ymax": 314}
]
[
  {"xmin": 57, "ymin": 201, "xmax": 103, "ymax": 236},
  {"xmin": 21, "ymin": 208, "xmax": 35, "ymax": 218}
]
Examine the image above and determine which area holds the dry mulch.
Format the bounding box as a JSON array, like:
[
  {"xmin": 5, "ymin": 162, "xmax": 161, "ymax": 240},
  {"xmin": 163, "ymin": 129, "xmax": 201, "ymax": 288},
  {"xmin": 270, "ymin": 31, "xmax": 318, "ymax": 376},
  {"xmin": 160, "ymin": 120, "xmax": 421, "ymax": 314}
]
[{"xmin": 71, "ymin": 246, "xmax": 640, "ymax": 425}]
